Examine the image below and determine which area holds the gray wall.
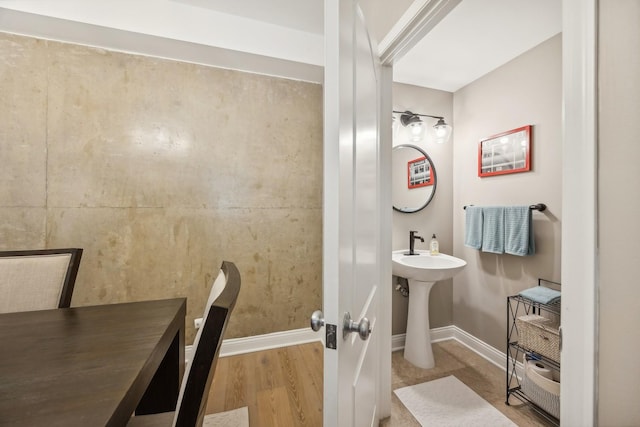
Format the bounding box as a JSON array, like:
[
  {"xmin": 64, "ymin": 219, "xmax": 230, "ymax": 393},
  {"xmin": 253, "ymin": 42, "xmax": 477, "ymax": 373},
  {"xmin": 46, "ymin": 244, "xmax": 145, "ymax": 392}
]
[
  {"xmin": 598, "ymin": 1, "xmax": 640, "ymax": 424},
  {"xmin": 452, "ymin": 34, "xmax": 563, "ymax": 351},
  {"xmin": 392, "ymin": 83, "xmax": 454, "ymax": 334}
]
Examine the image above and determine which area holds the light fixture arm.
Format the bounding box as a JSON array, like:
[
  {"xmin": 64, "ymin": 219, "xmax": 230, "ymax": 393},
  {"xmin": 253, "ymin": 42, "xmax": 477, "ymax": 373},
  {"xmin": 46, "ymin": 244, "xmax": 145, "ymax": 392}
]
[
  {"xmin": 393, "ymin": 110, "xmax": 444, "ymax": 120},
  {"xmin": 393, "ymin": 110, "xmax": 452, "ymax": 144}
]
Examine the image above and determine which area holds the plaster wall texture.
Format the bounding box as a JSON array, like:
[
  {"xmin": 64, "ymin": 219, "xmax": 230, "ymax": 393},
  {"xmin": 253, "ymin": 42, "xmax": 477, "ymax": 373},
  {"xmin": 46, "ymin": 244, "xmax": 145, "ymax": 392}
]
[{"xmin": 0, "ymin": 32, "xmax": 323, "ymax": 342}]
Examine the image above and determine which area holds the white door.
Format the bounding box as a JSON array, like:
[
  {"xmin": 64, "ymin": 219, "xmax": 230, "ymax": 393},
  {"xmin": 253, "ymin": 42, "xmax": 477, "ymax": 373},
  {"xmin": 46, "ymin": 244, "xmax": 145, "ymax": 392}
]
[{"xmin": 319, "ymin": 0, "xmax": 387, "ymax": 426}]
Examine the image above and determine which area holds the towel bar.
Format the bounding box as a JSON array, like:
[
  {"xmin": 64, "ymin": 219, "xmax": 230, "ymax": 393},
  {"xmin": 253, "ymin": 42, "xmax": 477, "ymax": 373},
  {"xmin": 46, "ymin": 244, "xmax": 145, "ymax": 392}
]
[
  {"xmin": 463, "ymin": 203, "xmax": 546, "ymax": 211},
  {"xmin": 528, "ymin": 203, "xmax": 547, "ymax": 211}
]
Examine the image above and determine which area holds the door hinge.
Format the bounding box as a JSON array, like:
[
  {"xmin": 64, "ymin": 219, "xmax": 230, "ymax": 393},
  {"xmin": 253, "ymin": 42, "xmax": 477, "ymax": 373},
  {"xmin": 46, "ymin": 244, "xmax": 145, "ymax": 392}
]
[{"xmin": 326, "ymin": 323, "xmax": 337, "ymax": 350}]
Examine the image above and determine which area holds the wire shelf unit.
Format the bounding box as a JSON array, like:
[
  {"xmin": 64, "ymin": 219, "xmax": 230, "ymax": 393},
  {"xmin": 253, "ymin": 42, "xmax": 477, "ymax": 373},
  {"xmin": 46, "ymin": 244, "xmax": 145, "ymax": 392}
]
[{"xmin": 506, "ymin": 278, "xmax": 561, "ymax": 426}]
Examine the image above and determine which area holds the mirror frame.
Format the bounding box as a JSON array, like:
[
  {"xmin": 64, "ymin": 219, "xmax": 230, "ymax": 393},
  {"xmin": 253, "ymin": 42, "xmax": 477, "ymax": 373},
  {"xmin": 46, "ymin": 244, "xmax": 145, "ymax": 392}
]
[{"xmin": 392, "ymin": 144, "xmax": 437, "ymax": 213}]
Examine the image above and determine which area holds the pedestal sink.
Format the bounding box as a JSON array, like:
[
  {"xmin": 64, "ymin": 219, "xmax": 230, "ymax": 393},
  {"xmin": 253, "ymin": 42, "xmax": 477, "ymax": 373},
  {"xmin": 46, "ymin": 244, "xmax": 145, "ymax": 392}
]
[{"xmin": 392, "ymin": 249, "xmax": 466, "ymax": 369}]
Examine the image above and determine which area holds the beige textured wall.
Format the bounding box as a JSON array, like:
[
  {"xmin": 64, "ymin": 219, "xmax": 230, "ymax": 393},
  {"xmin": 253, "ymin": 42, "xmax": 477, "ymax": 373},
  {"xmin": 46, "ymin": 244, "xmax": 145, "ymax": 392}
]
[
  {"xmin": 0, "ymin": 32, "xmax": 323, "ymax": 343},
  {"xmin": 598, "ymin": 1, "xmax": 640, "ymax": 424},
  {"xmin": 452, "ymin": 34, "xmax": 563, "ymax": 351},
  {"xmin": 392, "ymin": 83, "xmax": 454, "ymax": 334}
]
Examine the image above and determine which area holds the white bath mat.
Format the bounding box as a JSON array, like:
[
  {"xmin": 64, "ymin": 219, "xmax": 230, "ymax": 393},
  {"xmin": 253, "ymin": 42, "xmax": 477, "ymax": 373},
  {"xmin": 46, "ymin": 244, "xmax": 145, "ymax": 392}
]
[
  {"xmin": 203, "ymin": 406, "xmax": 249, "ymax": 427},
  {"xmin": 394, "ymin": 375, "xmax": 516, "ymax": 427}
]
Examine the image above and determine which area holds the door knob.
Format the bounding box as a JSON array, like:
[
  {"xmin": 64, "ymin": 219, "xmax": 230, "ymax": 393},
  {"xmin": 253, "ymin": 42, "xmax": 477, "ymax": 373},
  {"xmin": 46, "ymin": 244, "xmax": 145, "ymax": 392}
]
[
  {"xmin": 310, "ymin": 310, "xmax": 325, "ymax": 331},
  {"xmin": 343, "ymin": 312, "xmax": 371, "ymax": 340}
]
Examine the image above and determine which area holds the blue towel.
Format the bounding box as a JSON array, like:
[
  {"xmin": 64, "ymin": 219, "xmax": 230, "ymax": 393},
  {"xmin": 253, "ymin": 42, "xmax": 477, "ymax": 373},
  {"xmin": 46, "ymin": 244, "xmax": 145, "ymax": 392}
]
[
  {"xmin": 504, "ymin": 206, "xmax": 535, "ymax": 256},
  {"xmin": 481, "ymin": 207, "xmax": 504, "ymax": 253},
  {"xmin": 464, "ymin": 207, "xmax": 483, "ymax": 249},
  {"xmin": 519, "ymin": 286, "xmax": 561, "ymax": 304}
]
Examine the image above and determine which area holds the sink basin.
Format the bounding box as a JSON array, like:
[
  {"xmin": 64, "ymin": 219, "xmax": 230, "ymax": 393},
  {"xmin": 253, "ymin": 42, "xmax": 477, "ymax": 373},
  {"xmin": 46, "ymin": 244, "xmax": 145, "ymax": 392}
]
[
  {"xmin": 392, "ymin": 250, "xmax": 467, "ymax": 282},
  {"xmin": 392, "ymin": 249, "xmax": 467, "ymax": 369}
]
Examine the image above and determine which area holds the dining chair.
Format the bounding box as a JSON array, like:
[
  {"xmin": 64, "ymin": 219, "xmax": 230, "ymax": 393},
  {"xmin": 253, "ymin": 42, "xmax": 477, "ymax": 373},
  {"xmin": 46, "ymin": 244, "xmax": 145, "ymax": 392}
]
[
  {"xmin": 128, "ymin": 260, "xmax": 242, "ymax": 427},
  {"xmin": 0, "ymin": 248, "xmax": 83, "ymax": 314}
]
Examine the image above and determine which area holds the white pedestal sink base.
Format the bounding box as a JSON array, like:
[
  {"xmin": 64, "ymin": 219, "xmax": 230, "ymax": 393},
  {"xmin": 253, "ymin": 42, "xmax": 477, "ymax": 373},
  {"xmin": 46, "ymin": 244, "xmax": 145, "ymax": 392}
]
[
  {"xmin": 392, "ymin": 250, "xmax": 467, "ymax": 369},
  {"xmin": 403, "ymin": 279, "xmax": 436, "ymax": 369}
]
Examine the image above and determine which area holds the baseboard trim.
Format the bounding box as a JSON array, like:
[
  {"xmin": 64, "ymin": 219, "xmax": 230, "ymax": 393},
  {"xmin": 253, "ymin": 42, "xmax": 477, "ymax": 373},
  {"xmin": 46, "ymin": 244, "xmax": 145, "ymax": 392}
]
[
  {"xmin": 391, "ymin": 325, "xmax": 524, "ymax": 376},
  {"xmin": 391, "ymin": 333, "xmax": 406, "ymax": 352},
  {"xmin": 221, "ymin": 327, "xmax": 321, "ymax": 357},
  {"xmin": 187, "ymin": 325, "xmax": 523, "ymax": 377},
  {"xmin": 391, "ymin": 325, "xmax": 455, "ymax": 352},
  {"xmin": 186, "ymin": 327, "xmax": 322, "ymax": 361},
  {"xmin": 451, "ymin": 327, "xmax": 507, "ymax": 371}
]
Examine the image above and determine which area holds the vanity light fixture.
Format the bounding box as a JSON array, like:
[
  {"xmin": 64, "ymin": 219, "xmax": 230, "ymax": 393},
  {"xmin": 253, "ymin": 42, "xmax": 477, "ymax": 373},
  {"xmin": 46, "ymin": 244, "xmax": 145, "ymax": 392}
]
[
  {"xmin": 393, "ymin": 110, "xmax": 452, "ymax": 144},
  {"xmin": 400, "ymin": 112, "xmax": 425, "ymax": 142}
]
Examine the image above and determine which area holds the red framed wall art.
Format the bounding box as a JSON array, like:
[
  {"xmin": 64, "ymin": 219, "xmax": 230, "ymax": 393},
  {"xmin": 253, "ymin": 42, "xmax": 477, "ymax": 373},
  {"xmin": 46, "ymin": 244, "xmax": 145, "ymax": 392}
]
[
  {"xmin": 407, "ymin": 156, "xmax": 433, "ymax": 188},
  {"xmin": 478, "ymin": 125, "xmax": 531, "ymax": 177}
]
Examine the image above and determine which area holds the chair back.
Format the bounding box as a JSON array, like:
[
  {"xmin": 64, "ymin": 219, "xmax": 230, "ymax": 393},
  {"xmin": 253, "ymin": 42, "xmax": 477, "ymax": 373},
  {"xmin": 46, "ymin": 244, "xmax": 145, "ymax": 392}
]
[
  {"xmin": 173, "ymin": 261, "xmax": 241, "ymax": 427},
  {"xmin": 0, "ymin": 248, "xmax": 83, "ymax": 313}
]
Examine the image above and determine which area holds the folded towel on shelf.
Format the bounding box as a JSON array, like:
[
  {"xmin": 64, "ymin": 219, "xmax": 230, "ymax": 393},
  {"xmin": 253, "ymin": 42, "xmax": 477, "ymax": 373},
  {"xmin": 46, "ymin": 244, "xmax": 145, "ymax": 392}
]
[
  {"xmin": 481, "ymin": 207, "xmax": 505, "ymax": 254},
  {"xmin": 504, "ymin": 206, "xmax": 535, "ymax": 256},
  {"xmin": 464, "ymin": 206, "xmax": 483, "ymax": 249},
  {"xmin": 519, "ymin": 286, "xmax": 561, "ymax": 304}
]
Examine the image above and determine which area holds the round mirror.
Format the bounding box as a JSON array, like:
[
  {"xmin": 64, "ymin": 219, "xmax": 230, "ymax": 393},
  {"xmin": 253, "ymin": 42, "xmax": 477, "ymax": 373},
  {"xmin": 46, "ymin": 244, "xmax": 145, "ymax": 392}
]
[{"xmin": 392, "ymin": 144, "xmax": 437, "ymax": 213}]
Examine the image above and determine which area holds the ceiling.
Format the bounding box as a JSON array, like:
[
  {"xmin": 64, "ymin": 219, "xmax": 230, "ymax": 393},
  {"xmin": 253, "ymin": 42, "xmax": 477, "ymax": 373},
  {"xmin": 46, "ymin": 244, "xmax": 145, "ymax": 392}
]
[
  {"xmin": 173, "ymin": 0, "xmax": 324, "ymax": 35},
  {"xmin": 393, "ymin": 0, "xmax": 561, "ymax": 92},
  {"xmin": 167, "ymin": 0, "xmax": 562, "ymax": 92},
  {"xmin": 0, "ymin": 0, "xmax": 561, "ymax": 92}
]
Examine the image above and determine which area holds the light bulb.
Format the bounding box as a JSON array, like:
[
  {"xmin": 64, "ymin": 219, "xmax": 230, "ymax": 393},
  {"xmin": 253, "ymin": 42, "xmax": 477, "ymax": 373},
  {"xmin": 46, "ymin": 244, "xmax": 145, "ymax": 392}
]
[
  {"xmin": 409, "ymin": 122, "xmax": 424, "ymax": 141},
  {"xmin": 432, "ymin": 119, "xmax": 452, "ymax": 144}
]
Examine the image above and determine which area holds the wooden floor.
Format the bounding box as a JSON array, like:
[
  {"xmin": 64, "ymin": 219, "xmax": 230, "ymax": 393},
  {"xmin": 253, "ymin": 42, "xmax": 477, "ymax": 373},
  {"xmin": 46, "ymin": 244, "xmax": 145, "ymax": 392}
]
[
  {"xmin": 206, "ymin": 342, "xmax": 323, "ymax": 427},
  {"xmin": 206, "ymin": 340, "xmax": 554, "ymax": 427}
]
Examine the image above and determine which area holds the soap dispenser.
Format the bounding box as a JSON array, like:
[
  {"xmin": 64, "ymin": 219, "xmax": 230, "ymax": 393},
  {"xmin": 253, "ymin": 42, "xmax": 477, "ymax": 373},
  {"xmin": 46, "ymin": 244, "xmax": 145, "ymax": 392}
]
[{"xmin": 430, "ymin": 234, "xmax": 439, "ymax": 255}]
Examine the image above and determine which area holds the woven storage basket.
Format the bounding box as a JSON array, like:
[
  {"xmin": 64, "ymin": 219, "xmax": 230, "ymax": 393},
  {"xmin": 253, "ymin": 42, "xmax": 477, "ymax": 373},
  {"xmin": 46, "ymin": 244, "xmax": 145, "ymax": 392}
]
[
  {"xmin": 516, "ymin": 314, "xmax": 560, "ymax": 363},
  {"xmin": 521, "ymin": 355, "xmax": 560, "ymax": 418}
]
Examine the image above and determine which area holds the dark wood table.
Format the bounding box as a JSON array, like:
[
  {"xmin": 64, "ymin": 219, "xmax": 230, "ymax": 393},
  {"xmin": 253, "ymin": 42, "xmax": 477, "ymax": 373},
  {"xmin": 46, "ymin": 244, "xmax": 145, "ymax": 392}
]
[{"xmin": 0, "ymin": 298, "xmax": 186, "ymax": 427}]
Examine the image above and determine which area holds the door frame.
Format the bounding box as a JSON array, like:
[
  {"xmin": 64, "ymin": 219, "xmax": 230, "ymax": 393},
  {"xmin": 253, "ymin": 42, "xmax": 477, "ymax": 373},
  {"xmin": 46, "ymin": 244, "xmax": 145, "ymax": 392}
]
[
  {"xmin": 378, "ymin": 64, "xmax": 393, "ymax": 420},
  {"xmin": 379, "ymin": 0, "xmax": 599, "ymax": 425},
  {"xmin": 375, "ymin": 0, "xmax": 461, "ymax": 421},
  {"xmin": 560, "ymin": 0, "xmax": 598, "ymax": 425}
]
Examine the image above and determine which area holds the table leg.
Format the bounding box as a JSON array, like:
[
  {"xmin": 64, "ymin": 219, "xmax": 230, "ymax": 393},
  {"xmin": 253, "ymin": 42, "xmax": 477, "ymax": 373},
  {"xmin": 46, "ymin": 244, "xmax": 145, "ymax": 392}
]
[{"xmin": 136, "ymin": 327, "xmax": 185, "ymax": 415}]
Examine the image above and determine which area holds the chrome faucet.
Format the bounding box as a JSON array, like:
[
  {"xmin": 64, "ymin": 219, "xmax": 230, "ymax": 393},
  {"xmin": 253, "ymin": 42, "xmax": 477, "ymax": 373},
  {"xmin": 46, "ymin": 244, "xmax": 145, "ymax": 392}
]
[{"xmin": 408, "ymin": 230, "xmax": 424, "ymax": 255}]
